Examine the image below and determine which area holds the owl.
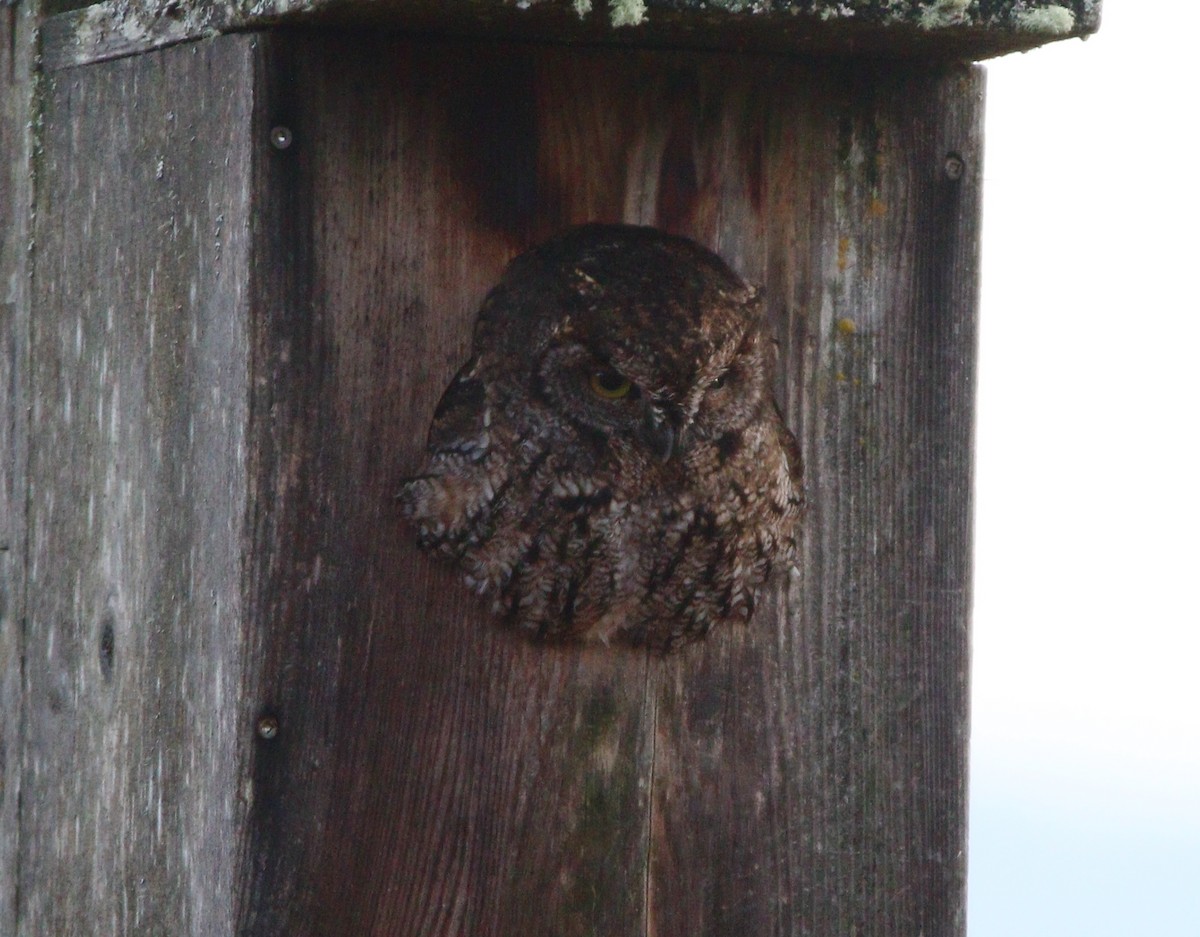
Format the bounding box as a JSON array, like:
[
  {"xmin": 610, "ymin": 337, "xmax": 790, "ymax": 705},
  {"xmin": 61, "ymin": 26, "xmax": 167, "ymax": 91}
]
[{"xmin": 399, "ymin": 224, "xmax": 803, "ymax": 651}]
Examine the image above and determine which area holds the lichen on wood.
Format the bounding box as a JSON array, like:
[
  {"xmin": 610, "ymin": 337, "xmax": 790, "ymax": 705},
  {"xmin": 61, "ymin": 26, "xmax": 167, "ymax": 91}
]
[{"xmin": 39, "ymin": 0, "xmax": 1101, "ymax": 71}]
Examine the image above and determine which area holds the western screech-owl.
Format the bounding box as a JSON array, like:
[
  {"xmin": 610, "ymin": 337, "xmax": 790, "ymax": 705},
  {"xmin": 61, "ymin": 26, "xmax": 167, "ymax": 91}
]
[{"xmin": 399, "ymin": 224, "xmax": 803, "ymax": 650}]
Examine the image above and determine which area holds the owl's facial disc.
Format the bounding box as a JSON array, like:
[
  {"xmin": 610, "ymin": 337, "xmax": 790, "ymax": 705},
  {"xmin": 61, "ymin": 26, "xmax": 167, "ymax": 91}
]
[
  {"xmin": 583, "ymin": 357, "xmax": 685, "ymax": 461},
  {"xmin": 534, "ymin": 345, "xmax": 654, "ymax": 455},
  {"xmin": 582, "ymin": 358, "xmax": 681, "ymax": 461}
]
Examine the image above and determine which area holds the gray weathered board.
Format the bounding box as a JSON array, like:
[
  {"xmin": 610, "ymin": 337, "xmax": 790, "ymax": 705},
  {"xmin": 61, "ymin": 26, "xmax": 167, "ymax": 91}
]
[
  {"xmin": 1, "ymin": 6, "xmax": 37, "ymax": 934},
  {"xmin": 12, "ymin": 28, "xmax": 978, "ymax": 937}
]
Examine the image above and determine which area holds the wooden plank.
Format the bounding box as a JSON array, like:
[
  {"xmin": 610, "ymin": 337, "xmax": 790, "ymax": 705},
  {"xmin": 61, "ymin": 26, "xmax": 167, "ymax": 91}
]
[
  {"xmin": 238, "ymin": 36, "xmax": 979, "ymax": 935},
  {"xmin": 19, "ymin": 36, "xmax": 259, "ymax": 936},
  {"xmin": 39, "ymin": 0, "xmax": 1100, "ymax": 71},
  {"xmin": 238, "ymin": 39, "xmax": 660, "ymax": 935},
  {"xmin": 645, "ymin": 65, "xmax": 980, "ymax": 936},
  {"xmin": 1, "ymin": 5, "xmax": 37, "ymax": 933}
]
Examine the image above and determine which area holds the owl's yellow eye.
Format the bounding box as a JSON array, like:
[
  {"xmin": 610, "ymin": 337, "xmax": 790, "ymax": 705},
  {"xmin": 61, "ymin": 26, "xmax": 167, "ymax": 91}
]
[{"xmin": 589, "ymin": 369, "xmax": 633, "ymax": 400}]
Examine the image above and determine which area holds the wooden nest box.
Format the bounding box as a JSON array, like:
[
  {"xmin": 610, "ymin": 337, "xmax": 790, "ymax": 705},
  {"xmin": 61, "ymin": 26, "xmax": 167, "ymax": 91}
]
[{"xmin": 1, "ymin": 2, "xmax": 1099, "ymax": 934}]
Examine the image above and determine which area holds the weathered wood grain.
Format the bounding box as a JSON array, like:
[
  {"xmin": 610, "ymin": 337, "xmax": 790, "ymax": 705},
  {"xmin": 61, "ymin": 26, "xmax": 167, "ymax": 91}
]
[
  {"xmin": 14, "ymin": 30, "xmax": 979, "ymax": 937},
  {"xmin": 19, "ymin": 37, "xmax": 258, "ymax": 937},
  {"xmin": 237, "ymin": 36, "xmax": 980, "ymax": 936},
  {"xmin": 38, "ymin": 0, "xmax": 1100, "ymax": 72},
  {"xmin": 644, "ymin": 66, "xmax": 980, "ymax": 936},
  {"xmin": 1, "ymin": 6, "xmax": 37, "ymax": 934}
]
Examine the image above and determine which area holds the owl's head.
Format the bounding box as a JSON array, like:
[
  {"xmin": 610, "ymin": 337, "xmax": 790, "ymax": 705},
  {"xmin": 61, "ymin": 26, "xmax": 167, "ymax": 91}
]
[{"xmin": 476, "ymin": 225, "xmax": 772, "ymax": 466}]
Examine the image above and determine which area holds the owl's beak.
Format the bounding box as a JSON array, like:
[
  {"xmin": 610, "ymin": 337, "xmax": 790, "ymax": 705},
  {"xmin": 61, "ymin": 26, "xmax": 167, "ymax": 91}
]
[{"xmin": 640, "ymin": 406, "xmax": 681, "ymax": 463}]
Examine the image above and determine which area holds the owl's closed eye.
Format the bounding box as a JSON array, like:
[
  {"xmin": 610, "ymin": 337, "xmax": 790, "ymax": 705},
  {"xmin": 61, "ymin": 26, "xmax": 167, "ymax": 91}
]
[{"xmin": 399, "ymin": 223, "xmax": 803, "ymax": 651}]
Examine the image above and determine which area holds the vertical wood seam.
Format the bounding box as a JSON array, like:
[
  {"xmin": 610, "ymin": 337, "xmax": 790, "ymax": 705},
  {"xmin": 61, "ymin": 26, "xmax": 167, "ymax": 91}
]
[{"xmin": 8, "ymin": 6, "xmax": 41, "ymax": 930}]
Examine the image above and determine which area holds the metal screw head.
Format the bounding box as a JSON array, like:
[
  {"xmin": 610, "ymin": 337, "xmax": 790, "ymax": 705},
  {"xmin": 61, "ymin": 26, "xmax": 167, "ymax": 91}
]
[
  {"xmin": 943, "ymin": 152, "xmax": 965, "ymax": 181},
  {"xmin": 270, "ymin": 126, "xmax": 293, "ymax": 150},
  {"xmin": 256, "ymin": 714, "xmax": 280, "ymax": 740}
]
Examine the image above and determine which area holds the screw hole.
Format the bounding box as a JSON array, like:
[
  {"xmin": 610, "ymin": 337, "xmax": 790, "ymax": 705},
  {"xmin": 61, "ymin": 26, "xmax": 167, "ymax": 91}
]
[
  {"xmin": 943, "ymin": 152, "xmax": 965, "ymax": 181},
  {"xmin": 256, "ymin": 714, "xmax": 280, "ymax": 740}
]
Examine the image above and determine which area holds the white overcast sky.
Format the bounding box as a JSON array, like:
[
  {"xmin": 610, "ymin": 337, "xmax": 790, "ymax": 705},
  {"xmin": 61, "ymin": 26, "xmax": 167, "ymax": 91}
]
[{"xmin": 970, "ymin": 1, "xmax": 1200, "ymax": 933}]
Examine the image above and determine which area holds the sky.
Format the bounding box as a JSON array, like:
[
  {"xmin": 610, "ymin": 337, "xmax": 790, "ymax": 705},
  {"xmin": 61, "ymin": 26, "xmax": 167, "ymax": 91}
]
[{"xmin": 969, "ymin": 2, "xmax": 1200, "ymax": 933}]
